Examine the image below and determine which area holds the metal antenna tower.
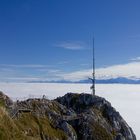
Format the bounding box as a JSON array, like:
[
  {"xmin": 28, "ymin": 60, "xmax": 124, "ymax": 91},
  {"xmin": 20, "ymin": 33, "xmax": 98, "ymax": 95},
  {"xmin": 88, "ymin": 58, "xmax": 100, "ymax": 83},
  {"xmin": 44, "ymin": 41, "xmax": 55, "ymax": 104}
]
[
  {"xmin": 92, "ymin": 38, "xmax": 95, "ymax": 95},
  {"xmin": 90, "ymin": 38, "xmax": 95, "ymax": 95}
]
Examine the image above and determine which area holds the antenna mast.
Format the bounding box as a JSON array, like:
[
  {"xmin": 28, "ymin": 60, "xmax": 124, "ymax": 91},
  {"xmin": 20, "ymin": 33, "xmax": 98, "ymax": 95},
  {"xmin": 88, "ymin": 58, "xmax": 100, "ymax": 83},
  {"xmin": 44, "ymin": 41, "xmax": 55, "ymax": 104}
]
[{"xmin": 91, "ymin": 37, "xmax": 95, "ymax": 95}]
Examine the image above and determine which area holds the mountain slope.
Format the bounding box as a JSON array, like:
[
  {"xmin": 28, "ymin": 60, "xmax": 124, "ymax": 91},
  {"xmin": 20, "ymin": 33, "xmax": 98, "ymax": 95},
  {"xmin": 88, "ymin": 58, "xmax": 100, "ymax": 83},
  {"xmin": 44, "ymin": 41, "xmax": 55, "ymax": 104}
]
[{"xmin": 0, "ymin": 91, "xmax": 136, "ymax": 140}]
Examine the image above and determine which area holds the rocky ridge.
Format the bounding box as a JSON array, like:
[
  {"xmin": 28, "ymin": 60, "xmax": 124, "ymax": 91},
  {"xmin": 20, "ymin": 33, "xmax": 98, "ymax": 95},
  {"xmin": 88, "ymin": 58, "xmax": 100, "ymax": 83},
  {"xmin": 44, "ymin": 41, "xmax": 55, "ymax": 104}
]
[{"xmin": 0, "ymin": 91, "xmax": 136, "ymax": 140}]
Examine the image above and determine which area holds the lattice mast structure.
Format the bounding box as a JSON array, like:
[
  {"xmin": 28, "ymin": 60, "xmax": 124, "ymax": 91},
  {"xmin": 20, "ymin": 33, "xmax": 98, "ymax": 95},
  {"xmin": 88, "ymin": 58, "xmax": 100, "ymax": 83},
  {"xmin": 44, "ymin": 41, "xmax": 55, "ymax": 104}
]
[{"xmin": 91, "ymin": 38, "xmax": 95, "ymax": 95}]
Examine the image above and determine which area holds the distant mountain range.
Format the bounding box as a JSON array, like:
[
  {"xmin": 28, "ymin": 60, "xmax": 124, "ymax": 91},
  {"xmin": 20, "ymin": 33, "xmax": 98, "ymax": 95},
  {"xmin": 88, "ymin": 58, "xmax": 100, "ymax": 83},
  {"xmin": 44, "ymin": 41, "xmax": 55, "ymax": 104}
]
[
  {"xmin": 95, "ymin": 77, "xmax": 140, "ymax": 84},
  {"xmin": 28, "ymin": 77, "xmax": 140, "ymax": 84}
]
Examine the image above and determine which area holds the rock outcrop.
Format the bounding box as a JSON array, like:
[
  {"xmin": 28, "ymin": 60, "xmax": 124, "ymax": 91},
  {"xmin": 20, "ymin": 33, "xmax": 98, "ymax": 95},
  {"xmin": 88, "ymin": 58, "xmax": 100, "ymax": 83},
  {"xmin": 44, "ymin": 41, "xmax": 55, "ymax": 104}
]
[
  {"xmin": 0, "ymin": 92, "xmax": 136, "ymax": 140},
  {"xmin": 56, "ymin": 93, "xmax": 136, "ymax": 140},
  {"xmin": 0, "ymin": 91, "xmax": 13, "ymax": 107}
]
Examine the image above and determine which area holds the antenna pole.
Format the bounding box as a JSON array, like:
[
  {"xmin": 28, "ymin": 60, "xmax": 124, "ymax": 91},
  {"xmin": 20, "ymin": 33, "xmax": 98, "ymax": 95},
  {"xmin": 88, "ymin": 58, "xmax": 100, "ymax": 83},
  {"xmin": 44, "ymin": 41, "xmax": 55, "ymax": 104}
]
[{"xmin": 92, "ymin": 37, "xmax": 95, "ymax": 95}]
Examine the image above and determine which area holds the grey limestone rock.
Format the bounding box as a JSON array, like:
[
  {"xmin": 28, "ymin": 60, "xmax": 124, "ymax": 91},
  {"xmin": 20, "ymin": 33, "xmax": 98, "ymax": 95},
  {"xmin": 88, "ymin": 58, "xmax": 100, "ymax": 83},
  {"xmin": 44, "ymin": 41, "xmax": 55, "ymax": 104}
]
[
  {"xmin": 0, "ymin": 91, "xmax": 136, "ymax": 140},
  {"xmin": 56, "ymin": 93, "xmax": 136, "ymax": 140}
]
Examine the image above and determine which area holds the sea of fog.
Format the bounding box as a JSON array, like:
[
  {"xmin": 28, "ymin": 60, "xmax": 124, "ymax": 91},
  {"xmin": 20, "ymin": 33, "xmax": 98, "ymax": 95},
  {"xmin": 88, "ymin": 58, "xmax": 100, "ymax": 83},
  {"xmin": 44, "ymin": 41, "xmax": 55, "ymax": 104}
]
[{"xmin": 0, "ymin": 83, "xmax": 139, "ymax": 139}]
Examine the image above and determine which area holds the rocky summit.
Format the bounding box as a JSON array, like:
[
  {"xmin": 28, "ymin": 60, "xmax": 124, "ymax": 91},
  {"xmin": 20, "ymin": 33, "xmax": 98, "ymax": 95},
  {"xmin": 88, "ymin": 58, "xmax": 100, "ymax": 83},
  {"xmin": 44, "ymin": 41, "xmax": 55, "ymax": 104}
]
[{"xmin": 0, "ymin": 91, "xmax": 136, "ymax": 140}]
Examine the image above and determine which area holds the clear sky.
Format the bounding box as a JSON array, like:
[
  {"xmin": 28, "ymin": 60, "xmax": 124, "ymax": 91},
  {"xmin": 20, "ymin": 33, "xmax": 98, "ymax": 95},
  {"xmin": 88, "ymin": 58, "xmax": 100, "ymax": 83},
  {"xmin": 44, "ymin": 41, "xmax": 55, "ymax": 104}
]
[{"xmin": 0, "ymin": 0, "xmax": 140, "ymax": 82}]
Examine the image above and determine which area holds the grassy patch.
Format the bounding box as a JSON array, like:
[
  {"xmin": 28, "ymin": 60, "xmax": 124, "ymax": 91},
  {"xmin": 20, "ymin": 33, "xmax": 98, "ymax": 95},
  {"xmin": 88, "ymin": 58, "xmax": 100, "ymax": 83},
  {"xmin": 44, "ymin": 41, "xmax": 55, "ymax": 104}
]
[
  {"xmin": 0, "ymin": 100, "xmax": 5, "ymax": 107},
  {"xmin": 92, "ymin": 122, "xmax": 113, "ymax": 140},
  {"xmin": 15, "ymin": 113, "xmax": 67, "ymax": 140},
  {"xmin": 0, "ymin": 107, "xmax": 67, "ymax": 140},
  {"xmin": 0, "ymin": 107, "xmax": 27, "ymax": 140}
]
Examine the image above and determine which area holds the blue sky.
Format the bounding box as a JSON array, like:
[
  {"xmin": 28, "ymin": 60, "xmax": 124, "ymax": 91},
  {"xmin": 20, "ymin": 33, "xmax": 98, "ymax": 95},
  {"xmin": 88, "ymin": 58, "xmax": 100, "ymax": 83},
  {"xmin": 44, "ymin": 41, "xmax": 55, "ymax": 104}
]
[{"xmin": 0, "ymin": 0, "xmax": 140, "ymax": 82}]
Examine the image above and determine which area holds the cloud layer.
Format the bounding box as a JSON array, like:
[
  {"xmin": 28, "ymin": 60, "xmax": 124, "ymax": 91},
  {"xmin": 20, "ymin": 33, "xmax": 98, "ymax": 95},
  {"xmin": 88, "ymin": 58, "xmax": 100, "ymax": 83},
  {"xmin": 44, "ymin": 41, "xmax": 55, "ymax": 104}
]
[
  {"xmin": 55, "ymin": 42, "xmax": 86, "ymax": 50},
  {"xmin": 96, "ymin": 62, "xmax": 140, "ymax": 80},
  {"xmin": 130, "ymin": 57, "xmax": 140, "ymax": 61},
  {"xmin": 1, "ymin": 60, "xmax": 140, "ymax": 82},
  {"xmin": 58, "ymin": 61, "xmax": 140, "ymax": 81}
]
